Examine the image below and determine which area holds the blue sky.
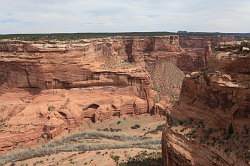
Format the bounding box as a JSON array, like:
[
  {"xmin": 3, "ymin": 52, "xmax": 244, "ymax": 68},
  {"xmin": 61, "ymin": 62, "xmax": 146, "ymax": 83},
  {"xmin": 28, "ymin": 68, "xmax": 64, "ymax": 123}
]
[{"xmin": 0, "ymin": 0, "xmax": 250, "ymax": 34}]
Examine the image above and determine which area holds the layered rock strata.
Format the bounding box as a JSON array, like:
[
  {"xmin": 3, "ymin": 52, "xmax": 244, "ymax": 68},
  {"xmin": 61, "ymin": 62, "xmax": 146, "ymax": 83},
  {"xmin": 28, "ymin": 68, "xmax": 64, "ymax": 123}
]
[
  {"xmin": 162, "ymin": 42, "xmax": 250, "ymax": 165},
  {"xmin": 0, "ymin": 36, "xmax": 193, "ymax": 153}
]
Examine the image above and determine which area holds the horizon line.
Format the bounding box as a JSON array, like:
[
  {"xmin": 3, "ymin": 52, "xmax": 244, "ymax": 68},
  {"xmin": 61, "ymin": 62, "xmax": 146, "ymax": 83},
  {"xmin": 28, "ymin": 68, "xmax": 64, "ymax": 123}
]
[{"xmin": 1, "ymin": 31, "xmax": 250, "ymax": 36}]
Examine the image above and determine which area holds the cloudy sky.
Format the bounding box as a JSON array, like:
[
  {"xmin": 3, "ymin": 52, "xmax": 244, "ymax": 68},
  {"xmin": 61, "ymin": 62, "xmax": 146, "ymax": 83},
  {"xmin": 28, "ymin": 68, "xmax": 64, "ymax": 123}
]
[{"xmin": 0, "ymin": 0, "xmax": 250, "ymax": 34}]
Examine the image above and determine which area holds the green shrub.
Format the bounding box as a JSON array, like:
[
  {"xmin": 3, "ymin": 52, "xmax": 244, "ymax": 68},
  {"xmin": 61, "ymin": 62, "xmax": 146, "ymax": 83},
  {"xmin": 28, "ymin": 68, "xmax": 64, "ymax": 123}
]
[
  {"xmin": 48, "ymin": 106, "xmax": 55, "ymax": 112},
  {"xmin": 131, "ymin": 124, "xmax": 141, "ymax": 129},
  {"xmin": 111, "ymin": 155, "xmax": 120, "ymax": 165},
  {"xmin": 225, "ymin": 123, "xmax": 234, "ymax": 139}
]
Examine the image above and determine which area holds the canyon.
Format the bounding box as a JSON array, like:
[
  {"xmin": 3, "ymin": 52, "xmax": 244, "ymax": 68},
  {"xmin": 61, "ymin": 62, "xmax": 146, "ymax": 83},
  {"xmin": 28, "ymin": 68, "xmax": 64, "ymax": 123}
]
[
  {"xmin": 0, "ymin": 36, "xmax": 183, "ymax": 154},
  {"xmin": 162, "ymin": 39, "xmax": 250, "ymax": 165},
  {"xmin": 0, "ymin": 33, "xmax": 249, "ymax": 165}
]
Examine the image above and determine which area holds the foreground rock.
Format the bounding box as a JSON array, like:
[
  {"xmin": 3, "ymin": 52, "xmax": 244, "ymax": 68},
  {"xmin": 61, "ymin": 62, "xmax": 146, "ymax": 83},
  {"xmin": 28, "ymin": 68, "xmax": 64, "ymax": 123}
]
[{"xmin": 162, "ymin": 41, "xmax": 250, "ymax": 165}]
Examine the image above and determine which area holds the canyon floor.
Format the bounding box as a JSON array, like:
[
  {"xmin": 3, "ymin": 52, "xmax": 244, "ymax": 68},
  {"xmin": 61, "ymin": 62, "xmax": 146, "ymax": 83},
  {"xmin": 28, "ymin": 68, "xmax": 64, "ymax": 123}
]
[{"xmin": 1, "ymin": 115, "xmax": 164, "ymax": 166}]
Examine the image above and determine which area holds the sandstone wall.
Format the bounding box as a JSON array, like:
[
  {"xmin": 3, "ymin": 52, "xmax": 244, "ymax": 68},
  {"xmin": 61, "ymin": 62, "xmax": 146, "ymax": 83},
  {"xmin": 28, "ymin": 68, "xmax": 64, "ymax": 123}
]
[
  {"xmin": 0, "ymin": 36, "xmax": 190, "ymax": 153},
  {"xmin": 162, "ymin": 43, "xmax": 250, "ymax": 165}
]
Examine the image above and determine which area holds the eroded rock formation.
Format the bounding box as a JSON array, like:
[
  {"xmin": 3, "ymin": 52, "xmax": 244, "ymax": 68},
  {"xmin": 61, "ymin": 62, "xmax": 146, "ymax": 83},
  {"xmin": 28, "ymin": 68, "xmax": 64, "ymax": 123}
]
[
  {"xmin": 0, "ymin": 36, "xmax": 197, "ymax": 153},
  {"xmin": 162, "ymin": 41, "xmax": 250, "ymax": 165},
  {"xmin": 1, "ymin": 34, "xmax": 239, "ymax": 162}
]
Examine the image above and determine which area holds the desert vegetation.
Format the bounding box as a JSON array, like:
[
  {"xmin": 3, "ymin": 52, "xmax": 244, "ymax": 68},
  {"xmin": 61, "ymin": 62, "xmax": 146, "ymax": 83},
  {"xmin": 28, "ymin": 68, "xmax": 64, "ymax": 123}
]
[
  {"xmin": 0, "ymin": 123, "xmax": 162, "ymax": 165},
  {"xmin": 168, "ymin": 114, "xmax": 250, "ymax": 163},
  {"xmin": 0, "ymin": 32, "xmax": 175, "ymax": 41},
  {"xmin": 120, "ymin": 151, "xmax": 162, "ymax": 166},
  {"xmin": 1, "ymin": 32, "xmax": 250, "ymax": 41}
]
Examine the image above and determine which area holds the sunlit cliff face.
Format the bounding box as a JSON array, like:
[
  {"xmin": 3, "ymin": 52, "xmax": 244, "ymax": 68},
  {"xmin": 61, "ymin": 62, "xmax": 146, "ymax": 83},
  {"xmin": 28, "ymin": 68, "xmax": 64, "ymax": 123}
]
[{"xmin": 0, "ymin": 36, "xmax": 195, "ymax": 154}]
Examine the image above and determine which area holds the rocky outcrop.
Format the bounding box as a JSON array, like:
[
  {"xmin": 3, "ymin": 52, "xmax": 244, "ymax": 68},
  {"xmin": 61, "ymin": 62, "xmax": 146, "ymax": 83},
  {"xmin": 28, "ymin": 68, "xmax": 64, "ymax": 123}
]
[
  {"xmin": 0, "ymin": 36, "xmax": 196, "ymax": 153},
  {"xmin": 162, "ymin": 41, "xmax": 250, "ymax": 165}
]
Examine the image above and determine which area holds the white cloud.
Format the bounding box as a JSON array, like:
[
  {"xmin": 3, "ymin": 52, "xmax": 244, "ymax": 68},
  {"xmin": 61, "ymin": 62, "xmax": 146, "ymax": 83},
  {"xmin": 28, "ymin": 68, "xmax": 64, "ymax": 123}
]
[{"xmin": 0, "ymin": 0, "xmax": 249, "ymax": 33}]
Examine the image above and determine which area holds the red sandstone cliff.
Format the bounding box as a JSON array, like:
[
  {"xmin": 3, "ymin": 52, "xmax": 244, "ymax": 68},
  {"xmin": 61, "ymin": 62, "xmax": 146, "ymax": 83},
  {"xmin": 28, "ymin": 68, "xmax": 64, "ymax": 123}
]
[
  {"xmin": 162, "ymin": 41, "xmax": 250, "ymax": 166},
  {"xmin": 0, "ymin": 36, "xmax": 193, "ymax": 153},
  {"xmin": 0, "ymin": 33, "xmax": 240, "ymax": 166}
]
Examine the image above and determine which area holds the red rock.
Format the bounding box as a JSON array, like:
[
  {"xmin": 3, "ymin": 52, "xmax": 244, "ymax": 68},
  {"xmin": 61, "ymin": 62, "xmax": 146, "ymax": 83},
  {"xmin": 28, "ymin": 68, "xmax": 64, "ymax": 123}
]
[
  {"xmin": 162, "ymin": 40, "xmax": 250, "ymax": 165},
  {"xmin": 0, "ymin": 36, "xmax": 191, "ymax": 153}
]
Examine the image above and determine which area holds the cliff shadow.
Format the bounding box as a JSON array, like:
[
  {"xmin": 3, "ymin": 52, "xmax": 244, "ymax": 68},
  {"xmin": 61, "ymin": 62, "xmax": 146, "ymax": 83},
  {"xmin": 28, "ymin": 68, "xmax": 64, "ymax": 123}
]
[{"xmin": 0, "ymin": 62, "xmax": 43, "ymax": 95}]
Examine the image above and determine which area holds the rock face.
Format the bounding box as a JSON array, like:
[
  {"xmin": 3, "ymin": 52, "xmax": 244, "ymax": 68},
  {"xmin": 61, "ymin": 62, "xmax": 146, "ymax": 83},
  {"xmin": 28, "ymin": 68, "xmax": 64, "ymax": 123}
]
[
  {"xmin": 2, "ymin": 33, "xmax": 244, "ymax": 162},
  {"xmin": 162, "ymin": 41, "xmax": 250, "ymax": 165},
  {"xmin": 0, "ymin": 36, "xmax": 200, "ymax": 153}
]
